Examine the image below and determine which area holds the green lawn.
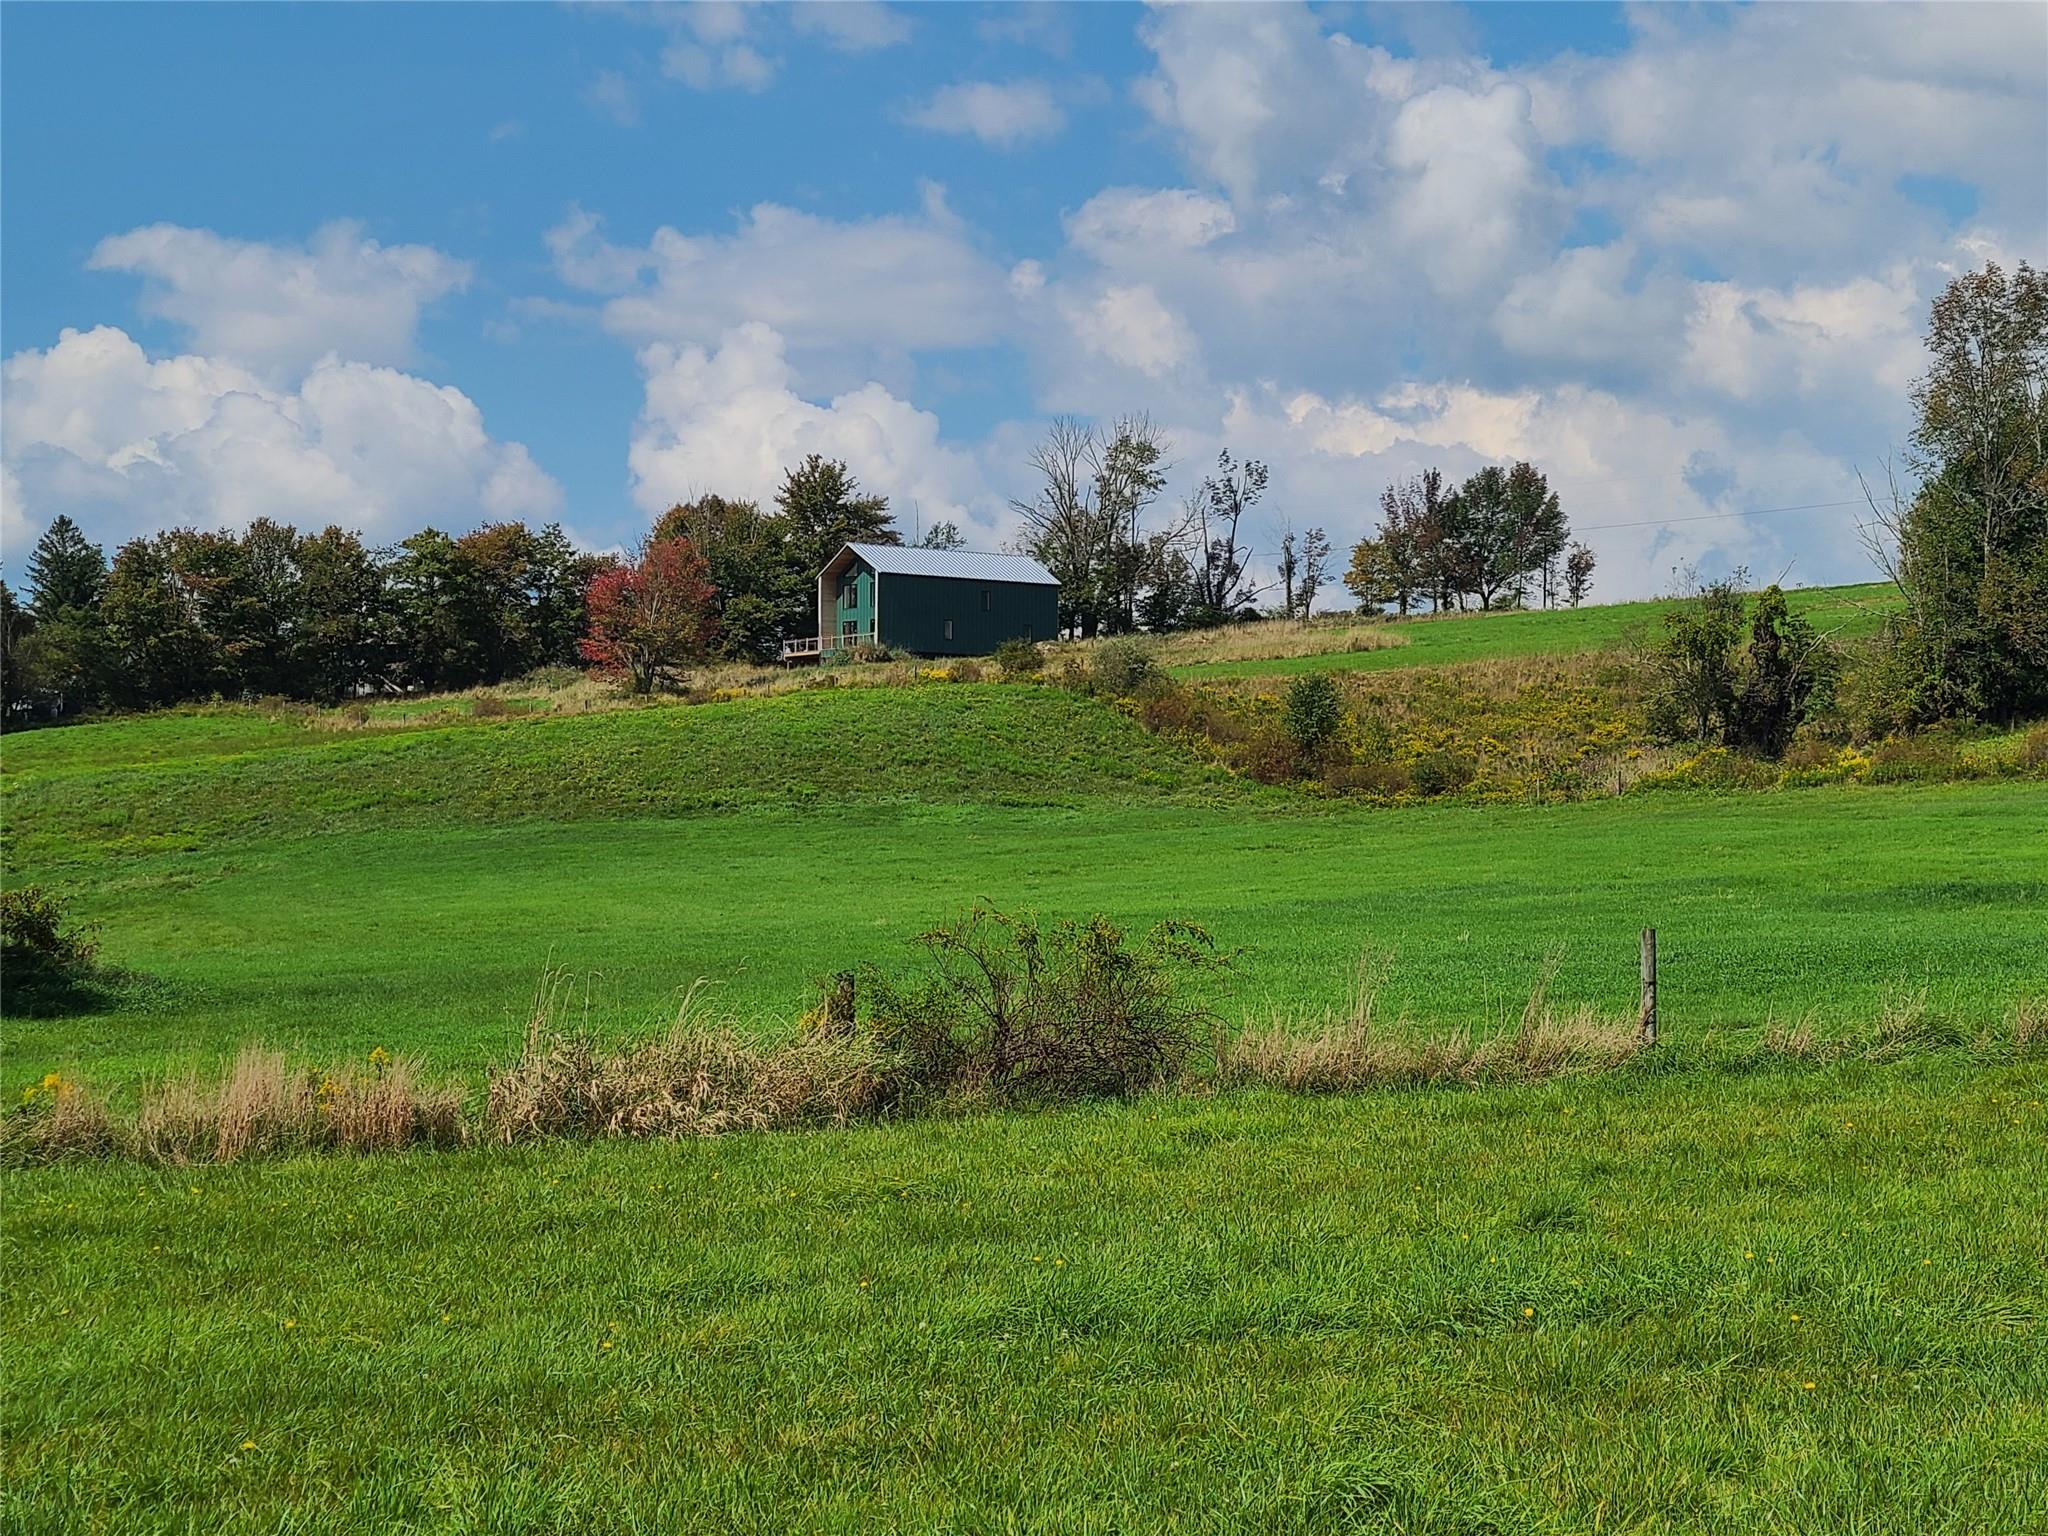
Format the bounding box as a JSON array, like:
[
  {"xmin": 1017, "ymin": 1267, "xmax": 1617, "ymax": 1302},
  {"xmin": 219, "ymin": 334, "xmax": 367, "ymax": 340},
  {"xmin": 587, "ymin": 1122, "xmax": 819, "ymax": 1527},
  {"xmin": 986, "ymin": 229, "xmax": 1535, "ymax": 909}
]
[
  {"xmin": 6, "ymin": 672, "xmax": 2046, "ymax": 1534},
  {"xmin": 2, "ymin": 689, "xmax": 2042, "ymax": 1085},
  {"xmin": 1174, "ymin": 582, "xmax": 1902, "ymax": 679},
  {"xmin": 6, "ymin": 1058, "xmax": 2043, "ymax": 1534}
]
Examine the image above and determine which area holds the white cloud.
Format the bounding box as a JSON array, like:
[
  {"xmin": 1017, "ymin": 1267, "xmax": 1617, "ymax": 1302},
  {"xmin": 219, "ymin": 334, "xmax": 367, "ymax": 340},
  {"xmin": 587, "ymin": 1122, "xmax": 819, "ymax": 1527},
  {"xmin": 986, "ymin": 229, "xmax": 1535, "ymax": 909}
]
[
  {"xmin": 548, "ymin": 197, "xmax": 1013, "ymax": 359},
  {"xmin": 1383, "ymin": 81, "xmax": 1548, "ymax": 292},
  {"xmin": 1062, "ymin": 284, "xmax": 1199, "ymax": 380},
  {"xmin": 627, "ymin": 322, "xmax": 990, "ymax": 528},
  {"xmin": 902, "ymin": 79, "xmax": 1065, "ymax": 148},
  {"xmin": 790, "ymin": 2, "xmax": 912, "ymax": 53},
  {"xmin": 87, "ymin": 221, "xmax": 469, "ymax": 381},
  {"xmin": 3, "ymin": 326, "xmax": 559, "ymax": 549},
  {"xmin": 584, "ymin": 68, "xmax": 641, "ymax": 126},
  {"xmin": 1065, "ymin": 188, "xmax": 1237, "ymax": 262}
]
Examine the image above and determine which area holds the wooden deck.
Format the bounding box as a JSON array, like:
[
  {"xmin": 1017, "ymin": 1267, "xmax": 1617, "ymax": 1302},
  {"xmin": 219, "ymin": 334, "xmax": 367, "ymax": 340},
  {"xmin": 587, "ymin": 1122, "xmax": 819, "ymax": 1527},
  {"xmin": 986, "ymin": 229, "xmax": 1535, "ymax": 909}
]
[{"xmin": 781, "ymin": 630, "xmax": 877, "ymax": 663}]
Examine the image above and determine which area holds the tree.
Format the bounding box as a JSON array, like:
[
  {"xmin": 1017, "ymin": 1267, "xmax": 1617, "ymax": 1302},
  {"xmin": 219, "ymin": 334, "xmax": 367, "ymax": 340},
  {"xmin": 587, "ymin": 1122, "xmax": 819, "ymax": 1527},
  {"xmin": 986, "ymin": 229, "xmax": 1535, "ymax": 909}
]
[
  {"xmin": 25, "ymin": 516, "xmax": 107, "ymax": 617},
  {"xmin": 1187, "ymin": 450, "xmax": 1267, "ymax": 624},
  {"xmin": 1864, "ymin": 260, "xmax": 2048, "ymax": 725},
  {"xmin": 1441, "ymin": 462, "xmax": 1566, "ymax": 610},
  {"xmin": 1354, "ymin": 472, "xmax": 1447, "ymax": 615},
  {"xmin": 102, "ymin": 535, "xmax": 211, "ymax": 705},
  {"xmin": 294, "ymin": 526, "xmax": 390, "ymax": 699},
  {"xmin": 1093, "ymin": 417, "xmax": 1168, "ymax": 631},
  {"xmin": 1012, "ymin": 417, "xmax": 1167, "ymax": 638},
  {"xmin": 19, "ymin": 516, "xmax": 112, "ymax": 713},
  {"xmin": 778, "ymin": 455, "xmax": 895, "ymax": 571},
  {"xmin": 1564, "ymin": 543, "xmax": 1597, "ymax": 608},
  {"xmin": 1, "ymin": 582, "xmax": 31, "ymax": 721},
  {"xmin": 775, "ymin": 455, "xmax": 896, "ymax": 648},
  {"xmin": 1730, "ymin": 585, "xmax": 1835, "ymax": 757},
  {"xmin": 1643, "ymin": 570, "xmax": 1749, "ymax": 746},
  {"xmin": 579, "ymin": 537, "xmax": 719, "ymax": 693},
  {"xmin": 1342, "ymin": 535, "xmax": 1399, "ymax": 611},
  {"xmin": 915, "ymin": 520, "xmax": 968, "ymax": 551}
]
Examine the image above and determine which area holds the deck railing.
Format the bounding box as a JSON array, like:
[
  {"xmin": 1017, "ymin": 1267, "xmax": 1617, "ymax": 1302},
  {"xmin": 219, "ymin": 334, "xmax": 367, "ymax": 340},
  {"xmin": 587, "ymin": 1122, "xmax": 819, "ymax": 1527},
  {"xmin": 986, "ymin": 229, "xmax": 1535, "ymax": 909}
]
[{"xmin": 781, "ymin": 631, "xmax": 877, "ymax": 661}]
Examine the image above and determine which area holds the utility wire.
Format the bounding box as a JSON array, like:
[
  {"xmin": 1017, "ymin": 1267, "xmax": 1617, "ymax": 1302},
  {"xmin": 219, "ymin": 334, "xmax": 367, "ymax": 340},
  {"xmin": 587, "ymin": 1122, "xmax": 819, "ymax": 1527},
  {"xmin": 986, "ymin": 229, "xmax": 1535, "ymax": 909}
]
[{"xmin": 1575, "ymin": 498, "xmax": 1866, "ymax": 533}]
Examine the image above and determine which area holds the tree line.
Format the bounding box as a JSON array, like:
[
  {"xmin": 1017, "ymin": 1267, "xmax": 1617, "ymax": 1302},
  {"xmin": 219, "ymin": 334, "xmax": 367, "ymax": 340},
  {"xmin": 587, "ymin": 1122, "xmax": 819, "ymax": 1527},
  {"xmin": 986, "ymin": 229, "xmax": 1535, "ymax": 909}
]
[{"xmin": 0, "ymin": 453, "xmax": 913, "ymax": 717}]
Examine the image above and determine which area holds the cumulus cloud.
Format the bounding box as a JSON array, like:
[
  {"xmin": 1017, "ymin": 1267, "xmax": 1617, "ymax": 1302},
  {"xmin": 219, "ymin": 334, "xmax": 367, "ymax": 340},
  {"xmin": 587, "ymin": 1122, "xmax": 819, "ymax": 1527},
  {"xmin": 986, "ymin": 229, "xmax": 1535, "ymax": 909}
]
[
  {"xmin": 627, "ymin": 322, "xmax": 991, "ymax": 528},
  {"xmin": 3, "ymin": 326, "xmax": 559, "ymax": 551},
  {"xmin": 547, "ymin": 195, "xmax": 1013, "ymax": 359},
  {"xmin": 1061, "ymin": 284, "xmax": 1199, "ymax": 380},
  {"xmin": 86, "ymin": 221, "xmax": 470, "ymax": 381},
  {"xmin": 901, "ymin": 79, "xmax": 1066, "ymax": 148},
  {"xmin": 1064, "ymin": 188, "xmax": 1237, "ymax": 262}
]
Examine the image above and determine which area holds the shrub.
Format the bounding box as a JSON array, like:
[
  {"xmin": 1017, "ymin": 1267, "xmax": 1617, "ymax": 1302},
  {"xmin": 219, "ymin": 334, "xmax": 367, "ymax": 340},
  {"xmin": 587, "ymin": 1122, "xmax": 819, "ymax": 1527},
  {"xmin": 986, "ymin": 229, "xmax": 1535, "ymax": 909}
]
[
  {"xmin": 2, "ymin": 886, "xmax": 103, "ymax": 1014},
  {"xmin": 2022, "ymin": 725, "xmax": 2048, "ymax": 770},
  {"xmin": 1283, "ymin": 673, "xmax": 1344, "ymax": 757},
  {"xmin": 994, "ymin": 638, "xmax": 1044, "ymax": 676},
  {"xmin": 1089, "ymin": 637, "xmax": 1158, "ymax": 696},
  {"xmin": 470, "ymin": 694, "xmax": 510, "ymax": 719},
  {"xmin": 949, "ymin": 658, "xmax": 984, "ymax": 683},
  {"xmin": 2, "ymin": 886, "xmax": 96, "ymax": 973},
  {"xmin": 862, "ymin": 908, "xmax": 1223, "ymax": 1102},
  {"xmin": 1409, "ymin": 750, "xmax": 1477, "ymax": 796}
]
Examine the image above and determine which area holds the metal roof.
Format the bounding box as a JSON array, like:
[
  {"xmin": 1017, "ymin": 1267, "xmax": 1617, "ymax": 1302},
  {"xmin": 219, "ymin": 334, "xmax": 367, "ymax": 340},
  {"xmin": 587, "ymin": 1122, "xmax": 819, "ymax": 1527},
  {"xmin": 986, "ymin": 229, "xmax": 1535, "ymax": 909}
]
[{"xmin": 841, "ymin": 542, "xmax": 1059, "ymax": 586}]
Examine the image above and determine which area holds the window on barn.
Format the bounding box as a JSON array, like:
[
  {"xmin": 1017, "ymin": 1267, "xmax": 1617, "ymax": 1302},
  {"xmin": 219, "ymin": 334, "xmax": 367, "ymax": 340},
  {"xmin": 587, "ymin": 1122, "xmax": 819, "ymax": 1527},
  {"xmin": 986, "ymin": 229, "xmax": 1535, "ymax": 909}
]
[
  {"xmin": 981, "ymin": 589, "xmax": 991, "ymax": 611},
  {"xmin": 943, "ymin": 618, "xmax": 955, "ymax": 641}
]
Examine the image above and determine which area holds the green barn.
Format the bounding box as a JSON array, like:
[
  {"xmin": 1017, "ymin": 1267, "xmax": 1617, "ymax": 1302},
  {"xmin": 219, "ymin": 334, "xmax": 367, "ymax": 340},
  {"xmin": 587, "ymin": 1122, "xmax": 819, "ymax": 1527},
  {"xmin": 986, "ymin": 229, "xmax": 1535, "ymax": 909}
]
[{"xmin": 783, "ymin": 543, "xmax": 1061, "ymax": 661}]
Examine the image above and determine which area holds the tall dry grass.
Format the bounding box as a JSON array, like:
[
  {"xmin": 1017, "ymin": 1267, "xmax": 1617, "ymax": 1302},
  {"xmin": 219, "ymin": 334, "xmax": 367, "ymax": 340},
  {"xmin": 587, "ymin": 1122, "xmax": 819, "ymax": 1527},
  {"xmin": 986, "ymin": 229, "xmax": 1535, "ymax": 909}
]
[
  {"xmin": 133, "ymin": 1046, "xmax": 467, "ymax": 1163},
  {"xmin": 484, "ymin": 974, "xmax": 893, "ymax": 1142},
  {"xmin": 1090, "ymin": 620, "xmax": 1409, "ymax": 669},
  {"xmin": 1217, "ymin": 956, "xmax": 1645, "ymax": 1092}
]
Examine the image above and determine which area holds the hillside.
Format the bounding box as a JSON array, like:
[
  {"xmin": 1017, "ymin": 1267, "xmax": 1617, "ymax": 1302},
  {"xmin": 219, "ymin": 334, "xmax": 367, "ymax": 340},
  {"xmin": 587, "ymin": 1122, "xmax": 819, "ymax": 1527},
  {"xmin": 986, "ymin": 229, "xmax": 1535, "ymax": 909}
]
[
  {"xmin": 1160, "ymin": 580, "xmax": 1901, "ymax": 678},
  {"xmin": 4, "ymin": 677, "xmax": 2043, "ymax": 1082},
  {"xmin": 5, "ymin": 601, "xmax": 2045, "ymax": 1536}
]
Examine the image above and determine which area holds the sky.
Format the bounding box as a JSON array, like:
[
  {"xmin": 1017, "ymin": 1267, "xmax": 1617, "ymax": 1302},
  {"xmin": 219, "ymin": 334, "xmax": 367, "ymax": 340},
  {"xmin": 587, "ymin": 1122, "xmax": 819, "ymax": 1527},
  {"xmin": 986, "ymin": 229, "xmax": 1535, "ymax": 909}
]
[{"xmin": 4, "ymin": 1, "xmax": 2044, "ymax": 602}]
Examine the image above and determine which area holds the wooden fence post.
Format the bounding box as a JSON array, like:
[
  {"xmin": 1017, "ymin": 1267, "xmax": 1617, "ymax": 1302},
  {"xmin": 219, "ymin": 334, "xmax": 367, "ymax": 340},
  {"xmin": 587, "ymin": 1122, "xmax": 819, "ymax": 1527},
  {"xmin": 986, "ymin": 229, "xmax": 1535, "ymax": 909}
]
[{"xmin": 1638, "ymin": 928, "xmax": 1658, "ymax": 1045}]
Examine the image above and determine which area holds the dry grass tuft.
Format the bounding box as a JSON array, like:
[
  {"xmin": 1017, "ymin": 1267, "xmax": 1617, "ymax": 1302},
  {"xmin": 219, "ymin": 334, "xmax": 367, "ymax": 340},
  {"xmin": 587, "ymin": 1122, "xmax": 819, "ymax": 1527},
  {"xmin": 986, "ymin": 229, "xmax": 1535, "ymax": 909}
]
[
  {"xmin": 2006, "ymin": 998, "xmax": 2044, "ymax": 1054},
  {"xmin": 0, "ymin": 1075, "xmax": 120, "ymax": 1164},
  {"xmin": 1217, "ymin": 957, "xmax": 1643, "ymax": 1093},
  {"xmin": 131, "ymin": 1046, "xmax": 465, "ymax": 1164},
  {"xmin": 484, "ymin": 975, "xmax": 892, "ymax": 1142}
]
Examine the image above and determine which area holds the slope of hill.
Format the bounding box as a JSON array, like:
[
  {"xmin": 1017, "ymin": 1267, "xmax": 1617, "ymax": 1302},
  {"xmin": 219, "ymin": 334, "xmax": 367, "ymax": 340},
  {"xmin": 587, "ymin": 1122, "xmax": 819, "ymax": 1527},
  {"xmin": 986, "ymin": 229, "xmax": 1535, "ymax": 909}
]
[
  {"xmin": 1165, "ymin": 580, "xmax": 1901, "ymax": 679},
  {"xmin": 3, "ymin": 675, "xmax": 2043, "ymax": 1081}
]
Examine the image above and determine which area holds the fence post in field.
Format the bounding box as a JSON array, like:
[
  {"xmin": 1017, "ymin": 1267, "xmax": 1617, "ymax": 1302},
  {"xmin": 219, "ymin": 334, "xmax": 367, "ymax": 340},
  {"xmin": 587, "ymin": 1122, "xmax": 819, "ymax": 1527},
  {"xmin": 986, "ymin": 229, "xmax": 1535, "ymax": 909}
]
[
  {"xmin": 1638, "ymin": 928, "xmax": 1658, "ymax": 1045},
  {"xmin": 825, "ymin": 970, "xmax": 857, "ymax": 1036}
]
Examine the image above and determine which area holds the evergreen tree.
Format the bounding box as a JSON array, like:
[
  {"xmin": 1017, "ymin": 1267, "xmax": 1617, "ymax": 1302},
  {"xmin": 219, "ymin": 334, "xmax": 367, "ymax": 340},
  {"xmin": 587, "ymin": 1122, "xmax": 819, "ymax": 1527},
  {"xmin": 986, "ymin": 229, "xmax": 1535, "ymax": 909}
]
[{"xmin": 25, "ymin": 515, "xmax": 107, "ymax": 617}]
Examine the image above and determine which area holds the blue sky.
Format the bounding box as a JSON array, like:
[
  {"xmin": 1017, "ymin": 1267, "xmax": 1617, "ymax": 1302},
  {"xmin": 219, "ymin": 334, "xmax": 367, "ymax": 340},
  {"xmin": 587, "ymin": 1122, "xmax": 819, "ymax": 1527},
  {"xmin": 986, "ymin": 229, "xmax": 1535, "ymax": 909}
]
[{"xmin": 5, "ymin": 2, "xmax": 2043, "ymax": 599}]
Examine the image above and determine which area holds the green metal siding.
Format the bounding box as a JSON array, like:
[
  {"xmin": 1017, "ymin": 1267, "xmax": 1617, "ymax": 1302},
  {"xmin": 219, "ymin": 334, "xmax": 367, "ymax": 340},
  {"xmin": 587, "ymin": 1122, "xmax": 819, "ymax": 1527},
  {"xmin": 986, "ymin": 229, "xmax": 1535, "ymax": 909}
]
[
  {"xmin": 876, "ymin": 573, "xmax": 1058, "ymax": 656},
  {"xmin": 833, "ymin": 558, "xmax": 876, "ymax": 649}
]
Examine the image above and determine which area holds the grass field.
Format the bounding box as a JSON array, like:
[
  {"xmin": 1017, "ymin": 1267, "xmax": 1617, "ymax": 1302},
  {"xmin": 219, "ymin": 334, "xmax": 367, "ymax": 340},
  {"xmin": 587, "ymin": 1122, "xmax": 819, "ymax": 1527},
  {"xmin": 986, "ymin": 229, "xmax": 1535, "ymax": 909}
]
[
  {"xmin": 6, "ymin": 1059, "xmax": 2044, "ymax": 1533},
  {"xmin": 1168, "ymin": 581, "xmax": 1901, "ymax": 679},
  {"xmin": 5, "ymin": 607, "xmax": 2046, "ymax": 1534},
  {"xmin": 4, "ymin": 688, "xmax": 2043, "ymax": 1084}
]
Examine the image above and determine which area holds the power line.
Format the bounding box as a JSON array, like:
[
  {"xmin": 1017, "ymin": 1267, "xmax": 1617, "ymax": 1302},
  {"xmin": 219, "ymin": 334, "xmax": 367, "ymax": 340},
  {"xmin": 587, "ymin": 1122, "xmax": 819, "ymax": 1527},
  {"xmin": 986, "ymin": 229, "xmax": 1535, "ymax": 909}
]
[{"xmin": 1576, "ymin": 498, "xmax": 1866, "ymax": 533}]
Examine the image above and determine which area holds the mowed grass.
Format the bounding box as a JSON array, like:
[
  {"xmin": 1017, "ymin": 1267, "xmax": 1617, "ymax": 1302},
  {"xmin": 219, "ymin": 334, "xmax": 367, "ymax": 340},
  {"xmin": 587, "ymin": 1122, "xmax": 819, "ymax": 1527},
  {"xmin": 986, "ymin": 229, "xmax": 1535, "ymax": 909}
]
[
  {"xmin": 5, "ymin": 674, "xmax": 2048, "ymax": 1532},
  {"xmin": 1172, "ymin": 581, "xmax": 1902, "ymax": 679},
  {"xmin": 6, "ymin": 1059, "xmax": 2045, "ymax": 1534},
  {"xmin": 4, "ymin": 685, "xmax": 2045, "ymax": 1085}
]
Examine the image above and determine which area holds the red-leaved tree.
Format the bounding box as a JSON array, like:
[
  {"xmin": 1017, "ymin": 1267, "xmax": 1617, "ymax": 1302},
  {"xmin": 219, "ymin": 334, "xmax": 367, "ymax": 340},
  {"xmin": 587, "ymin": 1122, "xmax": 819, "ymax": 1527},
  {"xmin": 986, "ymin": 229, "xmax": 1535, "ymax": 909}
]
[{"xmin": 578, "ymin": 538, "xmax": 719, "ymax": 693}]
